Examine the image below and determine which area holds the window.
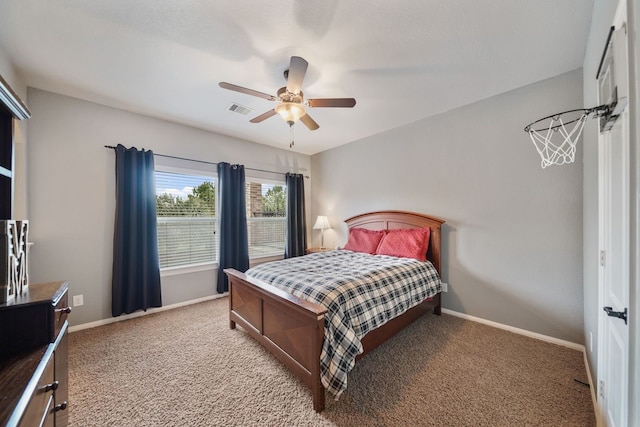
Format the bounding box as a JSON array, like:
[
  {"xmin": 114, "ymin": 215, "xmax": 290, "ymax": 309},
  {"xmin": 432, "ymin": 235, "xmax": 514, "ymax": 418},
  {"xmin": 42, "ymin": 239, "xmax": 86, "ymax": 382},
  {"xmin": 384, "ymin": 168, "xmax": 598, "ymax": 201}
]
[
  {"xmin": 246, "ymin": 179, "xmax": 286, "ymax": 259},
  {"xmin": 155, "ymin": 169, "xmax": 286, "ymax": 270},
  {"xmin": 155, "ymin": 170, "xmax": 217, "ymax": 269}
]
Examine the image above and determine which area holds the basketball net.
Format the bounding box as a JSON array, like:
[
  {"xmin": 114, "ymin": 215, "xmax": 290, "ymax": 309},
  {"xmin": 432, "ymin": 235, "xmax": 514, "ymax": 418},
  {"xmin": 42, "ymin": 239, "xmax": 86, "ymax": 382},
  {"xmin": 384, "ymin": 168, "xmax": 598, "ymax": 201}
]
[{"xmin": 526, "ymin": 112, "xmax": 589, "ymax": 169}]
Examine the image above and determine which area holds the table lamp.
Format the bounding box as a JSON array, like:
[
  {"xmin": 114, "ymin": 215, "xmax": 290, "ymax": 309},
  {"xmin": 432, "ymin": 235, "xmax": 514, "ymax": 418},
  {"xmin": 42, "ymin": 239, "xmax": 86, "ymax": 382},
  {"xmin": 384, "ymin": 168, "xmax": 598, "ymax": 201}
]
[{"xmin": 312, "ymin": 215, "xmax": 331, "ymax": 249}]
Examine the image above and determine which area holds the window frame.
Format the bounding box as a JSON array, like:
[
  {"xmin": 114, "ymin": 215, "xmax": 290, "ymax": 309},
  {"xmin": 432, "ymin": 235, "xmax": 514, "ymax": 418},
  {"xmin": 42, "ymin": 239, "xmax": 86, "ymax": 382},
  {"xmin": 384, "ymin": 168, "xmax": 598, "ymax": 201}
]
[
  {"xmin": 155, "ymin": 164, "xmax": 219, "ymax": 275},
  {"xmin": 153, "ymin": 165, "xmax": 288, "ymax": 275},
  {"xmin": 245, "ymin": 174, "xmax": 287, "ymax": 261}
]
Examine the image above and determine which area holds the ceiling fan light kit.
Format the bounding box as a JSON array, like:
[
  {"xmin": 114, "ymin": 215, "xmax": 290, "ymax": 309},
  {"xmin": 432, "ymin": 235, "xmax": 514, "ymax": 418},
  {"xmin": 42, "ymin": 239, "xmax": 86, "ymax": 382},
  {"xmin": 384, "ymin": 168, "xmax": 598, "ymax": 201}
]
[
  {"xmin": 275, "ymin": 102, "xmax": 306, "ymax": 125},
  {"xmin": 219, "ymin": 56, "xmax": 356, "ymax": 147}
]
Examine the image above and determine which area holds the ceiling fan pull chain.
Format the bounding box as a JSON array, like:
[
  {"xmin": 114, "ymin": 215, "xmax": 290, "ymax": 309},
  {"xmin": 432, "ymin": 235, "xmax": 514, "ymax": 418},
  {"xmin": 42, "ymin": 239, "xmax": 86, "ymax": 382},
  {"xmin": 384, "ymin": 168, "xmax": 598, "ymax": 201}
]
[{"xmin": 289, "ymin": 123, "xmax": 295, "ymax": 148}]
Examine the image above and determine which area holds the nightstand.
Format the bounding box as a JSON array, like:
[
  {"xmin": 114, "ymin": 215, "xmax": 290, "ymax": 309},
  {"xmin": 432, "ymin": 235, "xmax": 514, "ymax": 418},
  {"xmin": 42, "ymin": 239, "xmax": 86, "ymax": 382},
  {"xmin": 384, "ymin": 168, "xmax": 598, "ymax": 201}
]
[{"xmin": 306, "ymin": 247, "xmax": 330, "ymax": 254}]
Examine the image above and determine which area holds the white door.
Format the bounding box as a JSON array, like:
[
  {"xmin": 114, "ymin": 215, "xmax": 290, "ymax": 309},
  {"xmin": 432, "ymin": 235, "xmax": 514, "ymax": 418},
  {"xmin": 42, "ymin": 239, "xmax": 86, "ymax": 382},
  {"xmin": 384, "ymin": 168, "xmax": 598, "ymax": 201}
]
[
  {"xmin": 599, "ymin": 106, "xmax": 630, "ymax": 427},
  {"xmin": 598, "ymin": 3, "xmax": 630, "ymax": 425}
]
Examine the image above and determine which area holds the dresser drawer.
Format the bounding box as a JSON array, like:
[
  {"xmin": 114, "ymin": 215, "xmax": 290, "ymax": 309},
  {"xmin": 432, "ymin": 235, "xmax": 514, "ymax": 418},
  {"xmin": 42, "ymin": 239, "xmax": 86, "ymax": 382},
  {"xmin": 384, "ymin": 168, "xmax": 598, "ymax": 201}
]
[
  {"xmin": 0, "ymin": 282, "xmax": 70, "ymax": 357},
  {"xmin": 18, "ymin": 349, "xmax": 55, "ymax": 427},
  {"xmin": 40, "ymin": 395, "xmax": 55, "ymax": 427}
]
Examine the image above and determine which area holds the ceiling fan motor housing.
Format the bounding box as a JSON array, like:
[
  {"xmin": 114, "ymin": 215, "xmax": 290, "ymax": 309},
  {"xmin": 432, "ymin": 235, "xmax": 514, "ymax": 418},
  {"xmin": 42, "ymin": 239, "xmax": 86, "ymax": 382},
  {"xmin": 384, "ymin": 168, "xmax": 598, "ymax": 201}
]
[{"xmin": 277, "ymin": 87, "xmax": 303, "ymax": 104}]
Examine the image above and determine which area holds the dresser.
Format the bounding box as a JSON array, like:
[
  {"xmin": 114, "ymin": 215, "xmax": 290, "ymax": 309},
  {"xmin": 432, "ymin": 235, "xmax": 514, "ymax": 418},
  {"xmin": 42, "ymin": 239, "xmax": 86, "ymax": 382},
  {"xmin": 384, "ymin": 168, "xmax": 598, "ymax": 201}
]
[{"xmin": 0, "ymin": 281, "xmax": 71, "ymax": 427}]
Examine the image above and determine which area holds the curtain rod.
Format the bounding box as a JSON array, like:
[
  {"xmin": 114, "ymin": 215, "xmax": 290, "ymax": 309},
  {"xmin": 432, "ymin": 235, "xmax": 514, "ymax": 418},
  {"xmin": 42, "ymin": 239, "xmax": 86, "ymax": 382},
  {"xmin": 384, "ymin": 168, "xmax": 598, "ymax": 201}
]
[{"xmin": 104, "ymin": 145, "xmax": 309, "ymax": 178}]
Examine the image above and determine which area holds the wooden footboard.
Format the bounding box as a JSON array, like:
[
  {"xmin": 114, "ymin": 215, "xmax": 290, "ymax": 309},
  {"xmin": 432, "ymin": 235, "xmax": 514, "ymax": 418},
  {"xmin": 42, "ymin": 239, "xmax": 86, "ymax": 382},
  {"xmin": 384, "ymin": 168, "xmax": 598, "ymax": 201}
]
[
  {"xmin": 225, "ymin": 268, "xmax": 442, "ymax": 412},
  {"xmin": 225, "ymin": 268, "xmax": 328, "ymax": 412}
]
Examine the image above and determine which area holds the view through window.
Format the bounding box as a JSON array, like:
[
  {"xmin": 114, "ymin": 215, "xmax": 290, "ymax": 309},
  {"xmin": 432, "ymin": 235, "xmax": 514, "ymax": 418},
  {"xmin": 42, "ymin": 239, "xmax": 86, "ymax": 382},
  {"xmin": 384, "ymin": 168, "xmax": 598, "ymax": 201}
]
[
  {"xmin": 246, "ymin": 180, "xmax": 287, "ymax": 258},
  {"xmin": 155, "ymin": 170, "xmax": 287, "ymax": 269},
  {"xmin": 155, "ymin": 170, "xmax": 217, "ymax": 268}
]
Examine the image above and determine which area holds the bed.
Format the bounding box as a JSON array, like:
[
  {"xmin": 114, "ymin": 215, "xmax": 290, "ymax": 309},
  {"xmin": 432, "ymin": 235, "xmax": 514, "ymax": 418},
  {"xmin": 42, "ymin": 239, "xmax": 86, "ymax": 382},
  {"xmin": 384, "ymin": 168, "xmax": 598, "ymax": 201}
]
[{"xmin": 224, "ymin": 210, "xmax": 445, "ymax": 412}]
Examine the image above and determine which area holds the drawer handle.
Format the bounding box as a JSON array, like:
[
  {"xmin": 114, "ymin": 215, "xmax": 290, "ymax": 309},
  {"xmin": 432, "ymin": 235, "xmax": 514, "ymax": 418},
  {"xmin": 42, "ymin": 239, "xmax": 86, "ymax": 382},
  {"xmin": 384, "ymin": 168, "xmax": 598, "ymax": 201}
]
[
  {"xmin": 56, "ymin": 307, "xmax": 72, "ymax": 314},
  {"xmin": 44, "ymin": 381, "xmax": 59, "ymax": 392},
  {"xmin": 54, "ymin": 402, "xmax": 68, "ymax": 412}
]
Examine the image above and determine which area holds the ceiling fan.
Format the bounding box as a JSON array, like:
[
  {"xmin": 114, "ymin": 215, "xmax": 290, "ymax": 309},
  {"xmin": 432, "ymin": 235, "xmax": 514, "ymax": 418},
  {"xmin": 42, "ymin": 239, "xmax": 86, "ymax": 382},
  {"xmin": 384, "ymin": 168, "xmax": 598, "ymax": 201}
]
[{"xmin": 219, "ymin": 56, "xmax": 356, "ymax": 132}]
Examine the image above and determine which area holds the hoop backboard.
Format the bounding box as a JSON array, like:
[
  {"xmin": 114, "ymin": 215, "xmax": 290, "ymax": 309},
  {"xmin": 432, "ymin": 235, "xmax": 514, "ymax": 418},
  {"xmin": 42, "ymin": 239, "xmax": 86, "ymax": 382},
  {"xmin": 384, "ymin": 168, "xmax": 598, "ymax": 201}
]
[{"xmin": 597, "ymin": 25, "xmax": 628, "ymax": 131}]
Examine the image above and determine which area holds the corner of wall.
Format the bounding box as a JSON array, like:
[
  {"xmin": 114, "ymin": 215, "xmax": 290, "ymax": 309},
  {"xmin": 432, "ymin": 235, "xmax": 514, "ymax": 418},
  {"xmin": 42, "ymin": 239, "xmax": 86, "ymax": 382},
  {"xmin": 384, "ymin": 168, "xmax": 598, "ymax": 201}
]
[{"xmin": 0, "ymin": 44, "xmax": 27, "ymax": 101}]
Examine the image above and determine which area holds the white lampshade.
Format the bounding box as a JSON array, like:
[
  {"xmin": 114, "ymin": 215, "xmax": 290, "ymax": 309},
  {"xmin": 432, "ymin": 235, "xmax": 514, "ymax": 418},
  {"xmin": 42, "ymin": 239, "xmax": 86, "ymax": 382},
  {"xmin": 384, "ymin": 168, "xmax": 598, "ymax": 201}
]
[
  {"xmin": 313, "ymin": 216, "xmax": 331, "ymax": 249},
  {"xmin": 313, "ymin": 215, "xmax": 331, "ymax": 230},
  {"xmin": 275, "ymin": 102, "xmax": 306, "ymax": 125}
]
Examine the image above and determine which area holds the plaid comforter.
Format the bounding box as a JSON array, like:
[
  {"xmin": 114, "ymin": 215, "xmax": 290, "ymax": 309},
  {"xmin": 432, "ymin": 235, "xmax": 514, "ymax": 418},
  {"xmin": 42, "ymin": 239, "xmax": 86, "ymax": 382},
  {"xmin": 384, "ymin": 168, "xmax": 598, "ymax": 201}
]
[{"xmin": 245, "ymin": 249, "xmax": 441, "ymax": 400}]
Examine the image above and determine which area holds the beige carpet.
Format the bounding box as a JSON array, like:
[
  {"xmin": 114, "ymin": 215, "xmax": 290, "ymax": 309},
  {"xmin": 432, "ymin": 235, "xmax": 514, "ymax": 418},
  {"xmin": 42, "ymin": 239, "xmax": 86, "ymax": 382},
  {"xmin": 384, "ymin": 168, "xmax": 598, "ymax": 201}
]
[{"xmin": 68, "ymin": 298, "xmax": 595, "ymax": 426}]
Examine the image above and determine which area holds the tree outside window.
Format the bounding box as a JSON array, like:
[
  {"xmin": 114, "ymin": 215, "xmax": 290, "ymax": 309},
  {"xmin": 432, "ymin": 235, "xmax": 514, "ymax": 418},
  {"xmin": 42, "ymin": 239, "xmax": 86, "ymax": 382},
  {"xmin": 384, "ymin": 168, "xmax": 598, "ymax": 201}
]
[
  {"xmin": 155, "ymin": 170, "xmax": 287, "ymax": 269},
  {"xmin": 155, "ymin": 171, "xmax": 217, "ymax": 269}
]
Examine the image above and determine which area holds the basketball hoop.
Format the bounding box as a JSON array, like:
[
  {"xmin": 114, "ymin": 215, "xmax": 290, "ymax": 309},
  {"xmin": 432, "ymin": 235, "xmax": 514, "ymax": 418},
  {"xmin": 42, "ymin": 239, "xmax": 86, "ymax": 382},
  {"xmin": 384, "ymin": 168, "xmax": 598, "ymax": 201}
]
[{"xmin": 524, "ymin": 105, "xmax": 610, "ymax": 169}]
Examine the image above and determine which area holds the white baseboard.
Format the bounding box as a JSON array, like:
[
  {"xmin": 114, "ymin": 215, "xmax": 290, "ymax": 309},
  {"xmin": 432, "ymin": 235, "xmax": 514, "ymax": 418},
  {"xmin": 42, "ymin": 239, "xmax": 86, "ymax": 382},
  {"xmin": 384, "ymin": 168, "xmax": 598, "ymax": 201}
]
[
  {"xmin": 68, "ymin": 293, "xmax": 227, "ymax": 333},
  {"xmin": 440, "ymin": 308, "xmax": 584, "ymax": 351}
]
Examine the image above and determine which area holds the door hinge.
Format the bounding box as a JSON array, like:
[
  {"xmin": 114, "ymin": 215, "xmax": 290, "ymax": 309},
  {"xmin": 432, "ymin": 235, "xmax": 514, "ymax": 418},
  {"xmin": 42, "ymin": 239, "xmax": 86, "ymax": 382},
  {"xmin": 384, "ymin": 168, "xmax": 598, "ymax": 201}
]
[
  {"xmin": 600, "ymin": 250, "xmax": 606, "ymax": 267},
  {"xmin": 599, "ymin": 380, "xmax": 605, "ymax": 399}
]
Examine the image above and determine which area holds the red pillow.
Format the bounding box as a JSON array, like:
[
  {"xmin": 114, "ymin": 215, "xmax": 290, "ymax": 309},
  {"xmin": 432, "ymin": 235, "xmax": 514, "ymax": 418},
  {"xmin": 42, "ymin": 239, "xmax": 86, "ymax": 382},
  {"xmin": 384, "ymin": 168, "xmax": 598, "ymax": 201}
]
[
  {"xmin": 343, "ymin": 228, "xmax": 386, "ymax": 254},
  {"xmin": 375, "ymin": 227, "xmax": 431, "ymax": 261}
]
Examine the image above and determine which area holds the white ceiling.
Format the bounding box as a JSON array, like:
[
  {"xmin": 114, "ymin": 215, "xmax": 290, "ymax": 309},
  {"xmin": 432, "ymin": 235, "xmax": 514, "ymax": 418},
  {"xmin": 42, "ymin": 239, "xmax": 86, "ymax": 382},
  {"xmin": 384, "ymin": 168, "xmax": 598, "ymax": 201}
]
[{"xmin": 0, "ymin": 0, "xmax": 594, "ymax": 155}]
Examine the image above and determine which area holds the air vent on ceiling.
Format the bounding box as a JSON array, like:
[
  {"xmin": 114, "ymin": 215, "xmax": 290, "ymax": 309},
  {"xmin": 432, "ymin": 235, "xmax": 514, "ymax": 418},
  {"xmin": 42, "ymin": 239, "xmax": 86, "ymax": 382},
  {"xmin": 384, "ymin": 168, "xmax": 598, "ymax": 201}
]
[{"xmin": 228, "ymin": 103, "xmax": 253, "ymax": 116}]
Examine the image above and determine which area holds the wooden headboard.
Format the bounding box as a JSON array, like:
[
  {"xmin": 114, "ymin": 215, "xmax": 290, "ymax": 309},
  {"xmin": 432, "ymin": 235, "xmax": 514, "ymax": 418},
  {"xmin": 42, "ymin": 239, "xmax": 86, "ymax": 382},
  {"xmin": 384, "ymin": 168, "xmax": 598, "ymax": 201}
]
[{"xmin": 344, "ymin": 210, "xmax": 445, "ymax": 273}]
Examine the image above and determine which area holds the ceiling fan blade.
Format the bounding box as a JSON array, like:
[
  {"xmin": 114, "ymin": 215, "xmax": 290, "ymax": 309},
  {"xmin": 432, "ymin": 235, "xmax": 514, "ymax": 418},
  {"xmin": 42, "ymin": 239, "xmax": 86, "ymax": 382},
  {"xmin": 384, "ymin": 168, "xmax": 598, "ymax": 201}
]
[
  {"xmin": 286, "ymin": 56, "xmax": 308, "ymax": 95},
  {"xmin": 299, "ymin": 113, "xmax": 319, "ymax": 130},
  {"xmin": 219, "ymin": 82, "xmax": 275, "ymax": 101},
  {"xmin": 250, "ymin": 109, "xmax": 277, "ymax": 123},
  {"xmin": 307, "ymin": 98, "xmax": 356, "ymax": 108}
]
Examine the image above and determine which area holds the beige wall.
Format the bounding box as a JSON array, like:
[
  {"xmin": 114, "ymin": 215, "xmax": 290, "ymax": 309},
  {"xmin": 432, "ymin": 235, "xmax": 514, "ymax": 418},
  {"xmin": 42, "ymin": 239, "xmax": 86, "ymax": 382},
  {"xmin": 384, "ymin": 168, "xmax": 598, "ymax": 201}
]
[
  {"xmin": 0, "ymin": 44, "xmax": 23, "ymax": 99},
  {"xmin": 26, "ymin": 88, "xmax": 311, "ymax": 326},
  {"xmin": 312, "ymin": 69, "xmax": 585, "ymax": 344}
]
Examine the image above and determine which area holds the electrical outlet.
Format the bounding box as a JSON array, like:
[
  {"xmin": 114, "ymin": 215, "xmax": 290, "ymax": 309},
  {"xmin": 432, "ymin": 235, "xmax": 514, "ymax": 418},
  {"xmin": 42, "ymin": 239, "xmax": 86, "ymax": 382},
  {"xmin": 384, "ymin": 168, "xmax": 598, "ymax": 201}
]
[
  {"xmin": 441, "ymin": 282, "xmax": 448, "ymax": 292},
  {"xmin": 73, "ymin": 294, "xmax": 84, "ymax": 307}
]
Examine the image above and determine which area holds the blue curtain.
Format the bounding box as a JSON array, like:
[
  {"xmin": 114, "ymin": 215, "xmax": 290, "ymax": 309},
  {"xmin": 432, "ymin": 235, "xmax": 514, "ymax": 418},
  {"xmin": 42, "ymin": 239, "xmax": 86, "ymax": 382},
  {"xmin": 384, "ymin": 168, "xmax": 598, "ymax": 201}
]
[
  {"xmin": 216, "ymin": 162, "xmax": 249, "ymax": 293},
  {"xmin": 111, "ymin": 144, "xmax": 162, "ymax": 316},
  {"xmin": 285, "ymin": 173, "xmax": 307, "ymax": 258}
]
